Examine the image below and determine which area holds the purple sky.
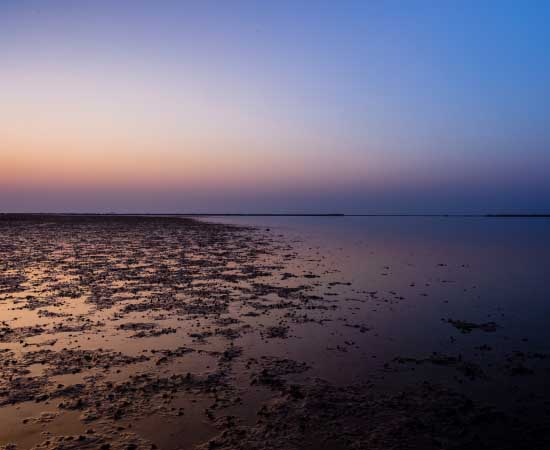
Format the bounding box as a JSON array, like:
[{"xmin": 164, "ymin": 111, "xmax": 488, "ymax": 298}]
[{"xmin": 1, "ymin": 1, "xmax": 549, "ymax": 213}]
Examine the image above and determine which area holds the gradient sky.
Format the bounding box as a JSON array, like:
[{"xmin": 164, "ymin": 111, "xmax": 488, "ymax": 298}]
[{"xmin": 1, "ymin": 1, "xmax": 549, "ymax": 213}]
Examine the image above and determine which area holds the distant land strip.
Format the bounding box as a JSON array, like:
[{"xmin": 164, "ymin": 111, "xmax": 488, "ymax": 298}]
[{"xmin": 1, "ymin": 213, "xmax": 549, "ymax": 218}]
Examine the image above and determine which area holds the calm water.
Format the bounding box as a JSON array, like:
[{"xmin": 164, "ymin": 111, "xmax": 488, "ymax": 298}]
[{"xmin": 204, "ymin": 216, "xmax": 550, "ymax": 396}]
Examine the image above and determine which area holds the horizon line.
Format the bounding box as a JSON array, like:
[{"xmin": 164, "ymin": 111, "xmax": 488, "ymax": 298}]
[{"xmin": 1, "ymin": 213, "xmax": 549, "ymax": 218}]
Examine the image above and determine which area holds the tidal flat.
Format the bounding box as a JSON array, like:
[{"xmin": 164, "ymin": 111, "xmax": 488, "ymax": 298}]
[{"xmin": 1, "ymin": 214, "xmax": 549, "ymax": 449}]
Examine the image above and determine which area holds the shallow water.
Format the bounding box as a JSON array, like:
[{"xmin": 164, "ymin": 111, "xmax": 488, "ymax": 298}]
[
  {"xmin": 204, "ymin": 216, "xmax": 550, "ymax": 398},
  {"xmin": 1, "ymin": 215, "xmax": 549, "ymax": 449}
]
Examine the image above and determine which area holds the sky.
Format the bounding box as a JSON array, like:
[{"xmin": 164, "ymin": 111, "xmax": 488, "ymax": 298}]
[{"xmin": 1, "ymin": 0, "xmax": 549, "ymax": 213}]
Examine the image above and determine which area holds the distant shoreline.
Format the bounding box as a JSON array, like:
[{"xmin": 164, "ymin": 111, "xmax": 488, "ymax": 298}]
[{"xmin": 0, "ymin": 213, "xmax": 549, "ymax": 218}]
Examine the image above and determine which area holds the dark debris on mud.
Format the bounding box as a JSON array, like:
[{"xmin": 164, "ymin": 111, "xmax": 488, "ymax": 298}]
[
  {"xmin": 1, "ymin": 215, "xmax": 549, "ymax": 450},
  {"xmin": 199, "ymin": 380, "xmax": 550, "ymax": 450}
]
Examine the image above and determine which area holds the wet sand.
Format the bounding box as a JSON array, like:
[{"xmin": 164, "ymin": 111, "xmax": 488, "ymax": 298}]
[{"xmin": 1, "ymin": 214, "xmax": 549, "ymax": 449}]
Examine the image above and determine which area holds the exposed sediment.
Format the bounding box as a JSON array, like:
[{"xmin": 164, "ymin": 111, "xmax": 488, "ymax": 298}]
[{"xmin": 0, "ymin": 215, "xmax": 549, "ymax": 450}]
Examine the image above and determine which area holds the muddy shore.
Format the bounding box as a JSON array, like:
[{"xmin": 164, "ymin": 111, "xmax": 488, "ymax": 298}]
[{"xmin": 1, "ymin": 215, "xmax": 549, "ymax": 449}]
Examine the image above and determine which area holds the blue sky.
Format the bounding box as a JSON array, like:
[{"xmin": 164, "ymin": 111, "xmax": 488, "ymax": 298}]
[{"xmin": 1, "ymin": 1, "xmax": 549, "ymax": 213}]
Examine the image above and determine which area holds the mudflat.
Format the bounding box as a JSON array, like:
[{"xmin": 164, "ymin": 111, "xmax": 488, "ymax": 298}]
[{"xmin": 0, "ymin": 215, "xmax": 549, "ymax": 449}]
